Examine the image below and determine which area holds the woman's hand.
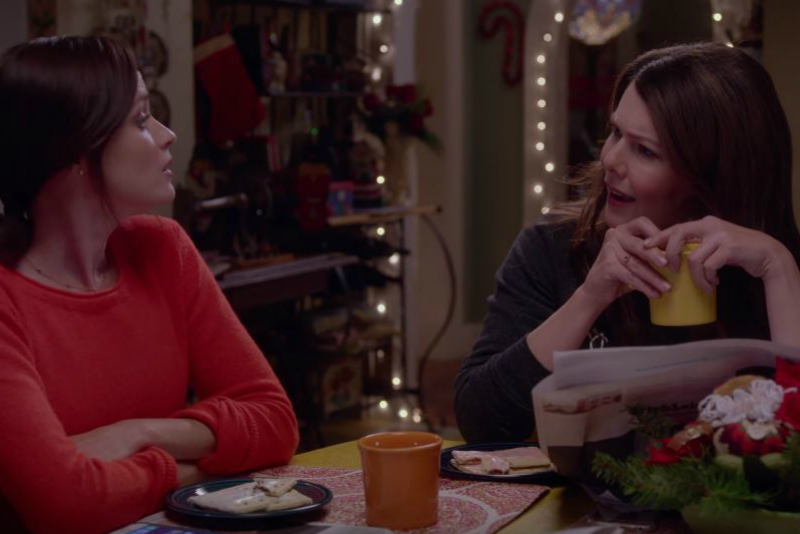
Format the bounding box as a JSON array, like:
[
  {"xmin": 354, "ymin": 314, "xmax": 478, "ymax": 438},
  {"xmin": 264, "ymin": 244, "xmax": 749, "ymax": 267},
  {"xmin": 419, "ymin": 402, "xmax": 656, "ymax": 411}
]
[
  {"xmin": 71, "ymin": 418, "xmax": 216, "ymax": 462},
  {"xmin": 643, "ymin": 215, "xmax": 786, "ymax": 293},
  {"xmin": 71, "ymin": 420, "xmax": 149, "ymax": 462},
  {"xmin": 580, "ymin": 216, "xmax": 672, "ymax": 308},
  {"xmin": 177, "ymin": 462, "xmax": 212, "ymax": 486}
]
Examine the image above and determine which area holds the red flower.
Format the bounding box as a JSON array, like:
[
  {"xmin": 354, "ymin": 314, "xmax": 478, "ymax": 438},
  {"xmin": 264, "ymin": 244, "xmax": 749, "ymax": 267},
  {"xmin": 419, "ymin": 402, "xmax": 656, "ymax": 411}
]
[
  {"xmin": 422, "ymin": 98, "xmax": 434, "ymax": 117},
  {"xmin": 775, "ymin": 357, "xmax": 800, "ymax": 431},
  {"xmin": 387, "ymin": 84, "xmax": 417, "ymax": 103},
  {"xmin": 717, "ymin": 421, "xmax": 790, "ymax": 456},
  {"xmin": 363, "ymin": 93, "xmax": 382, "ymax": 111},
  {"xmin": 409, "ymin": 115, "xmax": 425, "ymax": 134},
  {"xmin": 645, "ymin": 434, "xmax": 708, "ymax": 465}
]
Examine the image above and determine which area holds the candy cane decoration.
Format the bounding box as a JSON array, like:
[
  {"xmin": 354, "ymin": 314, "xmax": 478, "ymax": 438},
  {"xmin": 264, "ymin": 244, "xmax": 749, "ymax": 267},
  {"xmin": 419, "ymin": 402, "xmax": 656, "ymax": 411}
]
[{"xmin": 478, "ymin": 0, "xmax": 525, "ymax": 86}]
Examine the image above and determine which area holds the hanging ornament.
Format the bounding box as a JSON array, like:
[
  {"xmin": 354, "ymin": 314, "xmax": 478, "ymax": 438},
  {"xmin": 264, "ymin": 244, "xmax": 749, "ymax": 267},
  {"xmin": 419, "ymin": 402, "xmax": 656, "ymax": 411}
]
[
  {"xmin": 569, "ymin": 0, "xmax": 642, "ymax": 46},
  {"xmin": 477, "ymin": 1, "xmax": 525, "ymax": 87}
]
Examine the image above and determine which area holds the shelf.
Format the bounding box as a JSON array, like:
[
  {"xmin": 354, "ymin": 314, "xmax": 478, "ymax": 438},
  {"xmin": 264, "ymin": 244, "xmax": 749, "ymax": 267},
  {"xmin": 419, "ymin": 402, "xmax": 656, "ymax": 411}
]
[
  {"xmin": 213, "ymin": 0, "xmax": 391, "ymax": 13},
  {"xmin": 219, "ymin": 253, "xmax": 359, "ymax": 290},
  {"xmin": 328, "ymin": 204, "xmax": 441, "ymax": 227},
  {"xmin": 264, "ymin": 90, "xmax": 364, "ymax": 99}
]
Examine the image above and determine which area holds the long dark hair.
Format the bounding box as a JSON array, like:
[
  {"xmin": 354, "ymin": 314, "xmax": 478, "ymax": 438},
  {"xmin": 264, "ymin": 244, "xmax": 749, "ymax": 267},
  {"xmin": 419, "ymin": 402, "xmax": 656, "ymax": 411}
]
[
  {"xmin": 0, "ymin": 35, "xmax": 138, "ymax": 260},
  {"xmin": 559, "ymin": 42, "xmax": 800, "ymax": 344}
]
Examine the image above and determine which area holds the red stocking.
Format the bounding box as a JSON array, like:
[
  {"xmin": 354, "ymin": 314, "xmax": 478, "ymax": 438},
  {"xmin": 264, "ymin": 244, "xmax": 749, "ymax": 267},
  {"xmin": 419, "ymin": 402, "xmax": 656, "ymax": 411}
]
[{"xmin": 194, "ymin": 34, "xmax": 265, "ymax": 145}]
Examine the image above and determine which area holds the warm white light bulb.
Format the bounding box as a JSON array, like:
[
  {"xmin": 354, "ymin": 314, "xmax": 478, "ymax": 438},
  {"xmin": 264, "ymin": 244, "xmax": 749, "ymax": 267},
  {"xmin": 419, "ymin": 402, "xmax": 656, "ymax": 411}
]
[
  {"xmin": 537, "ymin": 122, "xmax": 546, "ymax": 131},
  {"xmin": 537, "ymin": 77, "xmax": 546, "ymax": 86},
  {"xmin": 377, "ymin": 302, "xmax": 387, "ymax": 314},
  {"xmin": 392, "ymin": 376, "xmax": 401, "ymax": 387},
  {"xmin": 545, "ymin": 162, "xmax": 555, "ymax": 172},
  {"xmin": 389, "ymin": 253, "xmax": 400, "ymax": 265},
  {"xmin": 713, "ymin": 12, "xmax": 722, "ymax": 22},
  {"xmin": 376, "ymin": 226, "xmax": 386, "ymax": 236},
  {"xmin": 543, "ymin": 33, "xmax": 553, "ymax": 42},
  {"xmin": 412, "ymin": 413, "xmax": 422, "ymax": 423},
  {"xmin": 399, "ymin": 408, "xmax": 409, "ymax": 418},
  {"xmin": 379, "ymin": 400, "xmax": 388, "ymax": 409},
  {"xmin": 373, "ymin": 14, "xmax": 383, "ymax": 25},
  {"xmin": 533, "ymin": 184, "xmax": 543, "ymax": 194},
  {"xmin": 536, "ymin": 54, "xmax": 545, "ymax": 64},
  {"xmin": 394, "ymin": 0, "xmax": 403, "ymax": 5},
  {"xmin": 535, "ymin": 142, "xmax": 545, "ymax": 151},
  {"xmin": 541, "ymin": 206, "xmax": 551, "ymax": 215},
  {"xmin": 379, "ymin": 44, "xmax": 389, "ymax": 54},
  {"xmin": 372, "ymin": 68, "xmax": 382, "ymax": 82},
  {"xmin": 554, "ymin": 12, "xmax": 564, "ymax": 22},
  {"xmin": 537, "ymin": 99, "xmax": 546, "ymax": 108},
  {"xmin": 376, "ymin": 175, "xmax": 386, "ymax": 184},
  {"xmin": 726, "ymin": 41, "xmax": 734, "ymax": 47}
]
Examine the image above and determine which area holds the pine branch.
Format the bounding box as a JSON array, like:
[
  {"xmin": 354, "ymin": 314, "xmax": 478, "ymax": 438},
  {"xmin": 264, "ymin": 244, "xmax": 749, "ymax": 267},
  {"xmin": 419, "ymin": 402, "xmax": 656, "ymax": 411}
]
[
  {"xmin": 592, "ymin": 452, "xmax": 773, "ymax": 512},
  {"xmin": 626, "ymin": 405, "xmax": 676, "ymax": 439},
  {"xmin": 776, "ymin": 433, "xmax": 800, "ymax": 510}
]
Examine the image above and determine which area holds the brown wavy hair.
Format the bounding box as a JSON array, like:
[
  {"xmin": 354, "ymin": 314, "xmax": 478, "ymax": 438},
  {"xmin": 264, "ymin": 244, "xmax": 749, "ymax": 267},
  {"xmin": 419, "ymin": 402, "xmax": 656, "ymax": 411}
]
[
  {"xmin": 0, "ymin": 35, "xmax": 139, "ymax": 260},
  {"xmin": 555, "ymin": 42, "xmax": 800, "ymax": 345}
]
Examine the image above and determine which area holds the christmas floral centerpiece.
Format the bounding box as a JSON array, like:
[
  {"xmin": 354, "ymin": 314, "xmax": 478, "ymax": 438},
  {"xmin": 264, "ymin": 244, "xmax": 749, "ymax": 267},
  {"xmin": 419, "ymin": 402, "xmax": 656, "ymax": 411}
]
[
  {"xmin": 359, "ymin": 84, "xmax": 440, "ymax": 203},
  {"xmin": 360, "ymin": 84, "xmax": 440, "ymax": 151},
  {"xmin": 593, "ymin": 371, "xmax": 800, "ymax": 533}
]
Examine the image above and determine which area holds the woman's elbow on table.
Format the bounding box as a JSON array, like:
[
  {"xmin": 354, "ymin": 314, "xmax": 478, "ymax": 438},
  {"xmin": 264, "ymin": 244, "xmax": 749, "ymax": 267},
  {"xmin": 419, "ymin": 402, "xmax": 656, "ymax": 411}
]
[{"xmin": 454, "ymin": 367, "xmax": 536, "ymax": 444}]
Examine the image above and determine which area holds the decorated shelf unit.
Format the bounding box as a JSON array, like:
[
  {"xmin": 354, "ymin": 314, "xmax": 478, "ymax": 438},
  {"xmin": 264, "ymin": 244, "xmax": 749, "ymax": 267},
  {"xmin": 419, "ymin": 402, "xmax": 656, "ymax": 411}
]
[{"xmin": 185, "ymin": 0, "xmax": 427, "ymax": 448}]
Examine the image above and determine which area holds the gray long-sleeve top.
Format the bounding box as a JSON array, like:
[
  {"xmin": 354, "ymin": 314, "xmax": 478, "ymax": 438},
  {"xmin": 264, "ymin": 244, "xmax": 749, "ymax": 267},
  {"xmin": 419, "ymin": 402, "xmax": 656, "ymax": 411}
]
[
  {"xmin": 455, "ymin": 221, "xmax": 581, "ymax": 443},
  {"xmin": 455, "ymin": 218, "xmax": 769, "ymax": 443}
]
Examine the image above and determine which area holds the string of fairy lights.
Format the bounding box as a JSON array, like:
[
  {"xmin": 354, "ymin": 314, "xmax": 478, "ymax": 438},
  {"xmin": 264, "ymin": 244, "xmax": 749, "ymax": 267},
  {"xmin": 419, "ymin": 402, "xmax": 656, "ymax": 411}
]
[
  {"xmin": 528, "ymin": 5, "xmax": 567, "ymax": 219},
  {"xmin": 528, "ymin": 1, "xmax": 736, "ymax": 222},
  {"xmin": 365, "ymin": 0, "xmax": 423, "ymax": 425}
]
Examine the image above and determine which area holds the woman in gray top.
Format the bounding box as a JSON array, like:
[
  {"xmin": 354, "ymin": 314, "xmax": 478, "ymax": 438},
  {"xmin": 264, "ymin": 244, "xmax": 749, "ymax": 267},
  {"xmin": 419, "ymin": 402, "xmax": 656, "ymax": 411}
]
[{"xmin": 456, "ymin": 43, "xmax": 800, "ymax": 443}]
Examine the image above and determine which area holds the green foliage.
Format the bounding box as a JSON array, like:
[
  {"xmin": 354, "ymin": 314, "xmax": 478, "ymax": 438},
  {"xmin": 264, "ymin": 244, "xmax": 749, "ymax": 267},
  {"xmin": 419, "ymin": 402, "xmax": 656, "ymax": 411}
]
[
  {"xmin": 775, "ymin": 433, "xmax": 800, "ymax": 511},
  {"xmin": 626, "ymin": 405, "xmax": 676, "ymax": 439},
  {"xmin": 592, "ymin": 452, "xmax": 774, "ymax": 513}
]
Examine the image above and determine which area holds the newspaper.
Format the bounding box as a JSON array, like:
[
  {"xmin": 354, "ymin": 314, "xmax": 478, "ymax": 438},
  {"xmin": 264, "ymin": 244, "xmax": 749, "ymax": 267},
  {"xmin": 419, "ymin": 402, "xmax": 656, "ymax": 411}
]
[{"xmin": 532, "ymin": 338, "xmax": 800, "ymax": 478}]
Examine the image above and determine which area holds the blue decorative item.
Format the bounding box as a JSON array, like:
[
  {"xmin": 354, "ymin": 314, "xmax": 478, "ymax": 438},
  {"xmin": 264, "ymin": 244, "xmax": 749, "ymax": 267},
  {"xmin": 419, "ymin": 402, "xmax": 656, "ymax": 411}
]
[{"xmin": 569, "ymin": 0, "xmax": 642, "ymax": 46}]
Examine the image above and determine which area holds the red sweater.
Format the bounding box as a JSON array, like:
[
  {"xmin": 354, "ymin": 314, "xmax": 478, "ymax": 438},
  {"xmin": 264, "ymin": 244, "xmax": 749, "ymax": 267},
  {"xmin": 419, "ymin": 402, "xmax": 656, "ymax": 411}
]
[{"xmin": 0, "ymin": 216, "xmax": 298, "ymax": 533}]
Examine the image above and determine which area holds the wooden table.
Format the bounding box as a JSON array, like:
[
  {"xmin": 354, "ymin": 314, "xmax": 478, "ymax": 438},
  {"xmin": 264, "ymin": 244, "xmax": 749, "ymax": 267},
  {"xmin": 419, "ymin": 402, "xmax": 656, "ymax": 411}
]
[
  {"xmin": 115, "ymin": 440, "xmax": 595, "ymax": 533},
  {"xmin": 290, "ymin": 440, "xmax": 595, "ymax": 533}
]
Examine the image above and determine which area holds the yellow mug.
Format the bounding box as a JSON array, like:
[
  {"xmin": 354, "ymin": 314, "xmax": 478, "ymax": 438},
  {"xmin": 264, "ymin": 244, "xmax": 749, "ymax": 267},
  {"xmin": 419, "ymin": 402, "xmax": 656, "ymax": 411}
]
[
  {"xmin": 649, "ymin": 243, "xmax": 717, "ymax": 326},
  {"xmin": 357, "ymin": 431, "xmax": 442, "ymax": 529}
]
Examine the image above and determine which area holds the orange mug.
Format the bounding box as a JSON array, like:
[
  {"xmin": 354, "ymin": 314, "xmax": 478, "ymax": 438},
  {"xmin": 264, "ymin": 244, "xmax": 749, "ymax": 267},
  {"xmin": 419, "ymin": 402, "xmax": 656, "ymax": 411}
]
[{"xmin": 357, "ymin": 431, "xmax": 442, "ymax": 529}]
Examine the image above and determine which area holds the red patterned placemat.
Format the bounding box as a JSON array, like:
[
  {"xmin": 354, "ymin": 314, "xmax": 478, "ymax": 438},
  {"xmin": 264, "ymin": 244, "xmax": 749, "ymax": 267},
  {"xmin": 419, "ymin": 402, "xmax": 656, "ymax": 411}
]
[{"xmin": 252, "ymin": 465, "xmax": 550, "ymax": 534}]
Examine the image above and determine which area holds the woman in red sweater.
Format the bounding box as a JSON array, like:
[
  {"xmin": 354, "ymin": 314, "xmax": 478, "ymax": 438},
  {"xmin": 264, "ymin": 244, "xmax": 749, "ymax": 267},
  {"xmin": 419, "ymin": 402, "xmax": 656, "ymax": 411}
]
[{"xmin": 0, "ymin": 36, "xmax": 298, "ymax": 533}]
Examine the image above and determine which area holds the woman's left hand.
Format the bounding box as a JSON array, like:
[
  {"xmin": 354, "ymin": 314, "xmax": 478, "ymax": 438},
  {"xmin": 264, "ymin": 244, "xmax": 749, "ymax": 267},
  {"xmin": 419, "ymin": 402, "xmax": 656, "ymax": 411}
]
[
  {"xmin": 72, "ymin": 418, "xmax": 216, "ymax": 462},
  {"xmin": 72, "ymin": 419, "xmax": 150, "ymax": 462},
  {"xmin": 643, "ymin": 215, "xmax": 786, "ymax": 293}
]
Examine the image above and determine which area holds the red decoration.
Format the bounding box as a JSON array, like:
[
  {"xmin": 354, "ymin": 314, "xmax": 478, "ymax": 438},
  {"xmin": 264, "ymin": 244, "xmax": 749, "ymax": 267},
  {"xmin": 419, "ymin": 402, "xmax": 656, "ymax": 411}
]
[
  {"xmin": 194, "ymin": 34, "xmax": 266, "ymax": 145},
  {"xmin": 645, "ymin": 431, "xmax": 710, "ymax": 465},
  {"xmin": 478, "ymin": 1, "xmax": 525, "ymax": 86},
  {"xmin": 295, "ymin": 163, "xmax": 332, "ymax": 232}
]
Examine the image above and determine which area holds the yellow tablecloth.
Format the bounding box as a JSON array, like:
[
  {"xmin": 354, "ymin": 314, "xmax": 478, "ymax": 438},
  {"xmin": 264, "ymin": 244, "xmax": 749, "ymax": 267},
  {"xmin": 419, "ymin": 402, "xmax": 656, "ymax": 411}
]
[{"xmin": 290, "ymin": 440, "xmax": 595, "ymax": 534}]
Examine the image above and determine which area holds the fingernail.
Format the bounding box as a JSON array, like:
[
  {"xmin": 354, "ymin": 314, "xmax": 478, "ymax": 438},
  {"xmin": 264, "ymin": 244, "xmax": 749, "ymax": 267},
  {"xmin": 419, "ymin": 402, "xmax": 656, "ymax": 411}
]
[
  {"xmin": 656, "ymin": 256, "xmax": 668, "ymax": 267},
  {"xmin": 661, "ymin": 282, "xmax": 671, "ymax": 292},
  {"xmin": 644, "ymin": 239, "xmax": 652, "ymax": 247}
]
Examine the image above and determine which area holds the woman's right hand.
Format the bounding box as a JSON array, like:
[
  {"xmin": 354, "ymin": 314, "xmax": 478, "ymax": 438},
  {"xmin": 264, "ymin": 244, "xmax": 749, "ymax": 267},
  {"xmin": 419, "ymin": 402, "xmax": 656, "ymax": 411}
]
[{"xmin": 579, "ymin": 216, "xmax": 672, "ymax": 309}]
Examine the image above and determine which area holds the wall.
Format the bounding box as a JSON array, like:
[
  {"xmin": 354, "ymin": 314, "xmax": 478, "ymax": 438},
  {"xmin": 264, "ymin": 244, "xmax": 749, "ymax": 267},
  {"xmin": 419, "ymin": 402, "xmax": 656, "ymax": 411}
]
[
  {"xmin": 764, "ymin": 0, "xmax": 800, "ymax": 226},
  {"xmin": 57, "ymin": 0, "xmax": 194, "ymax": 217},
  {"xmin": 464, "ymin": 0, "xmax": 531, "ymax": 322},
  {"xmin": 0, "ymin": 1, "xmax": 27, "ymax": 53},
  {"xmin": 412, "ymin": 0, "xmax": 482, "ymax": 363}
]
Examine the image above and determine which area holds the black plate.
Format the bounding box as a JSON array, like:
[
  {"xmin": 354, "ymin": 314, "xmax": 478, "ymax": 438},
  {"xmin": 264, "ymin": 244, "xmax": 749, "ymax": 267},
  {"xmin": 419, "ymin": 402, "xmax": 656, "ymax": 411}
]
[
  {"xmin": 440, "ymin": 442, "xmax": 564, "ymax": 485},
  {"xmin": 165, "ymin": 477, "xmax": 332, "ymax": 529}
]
